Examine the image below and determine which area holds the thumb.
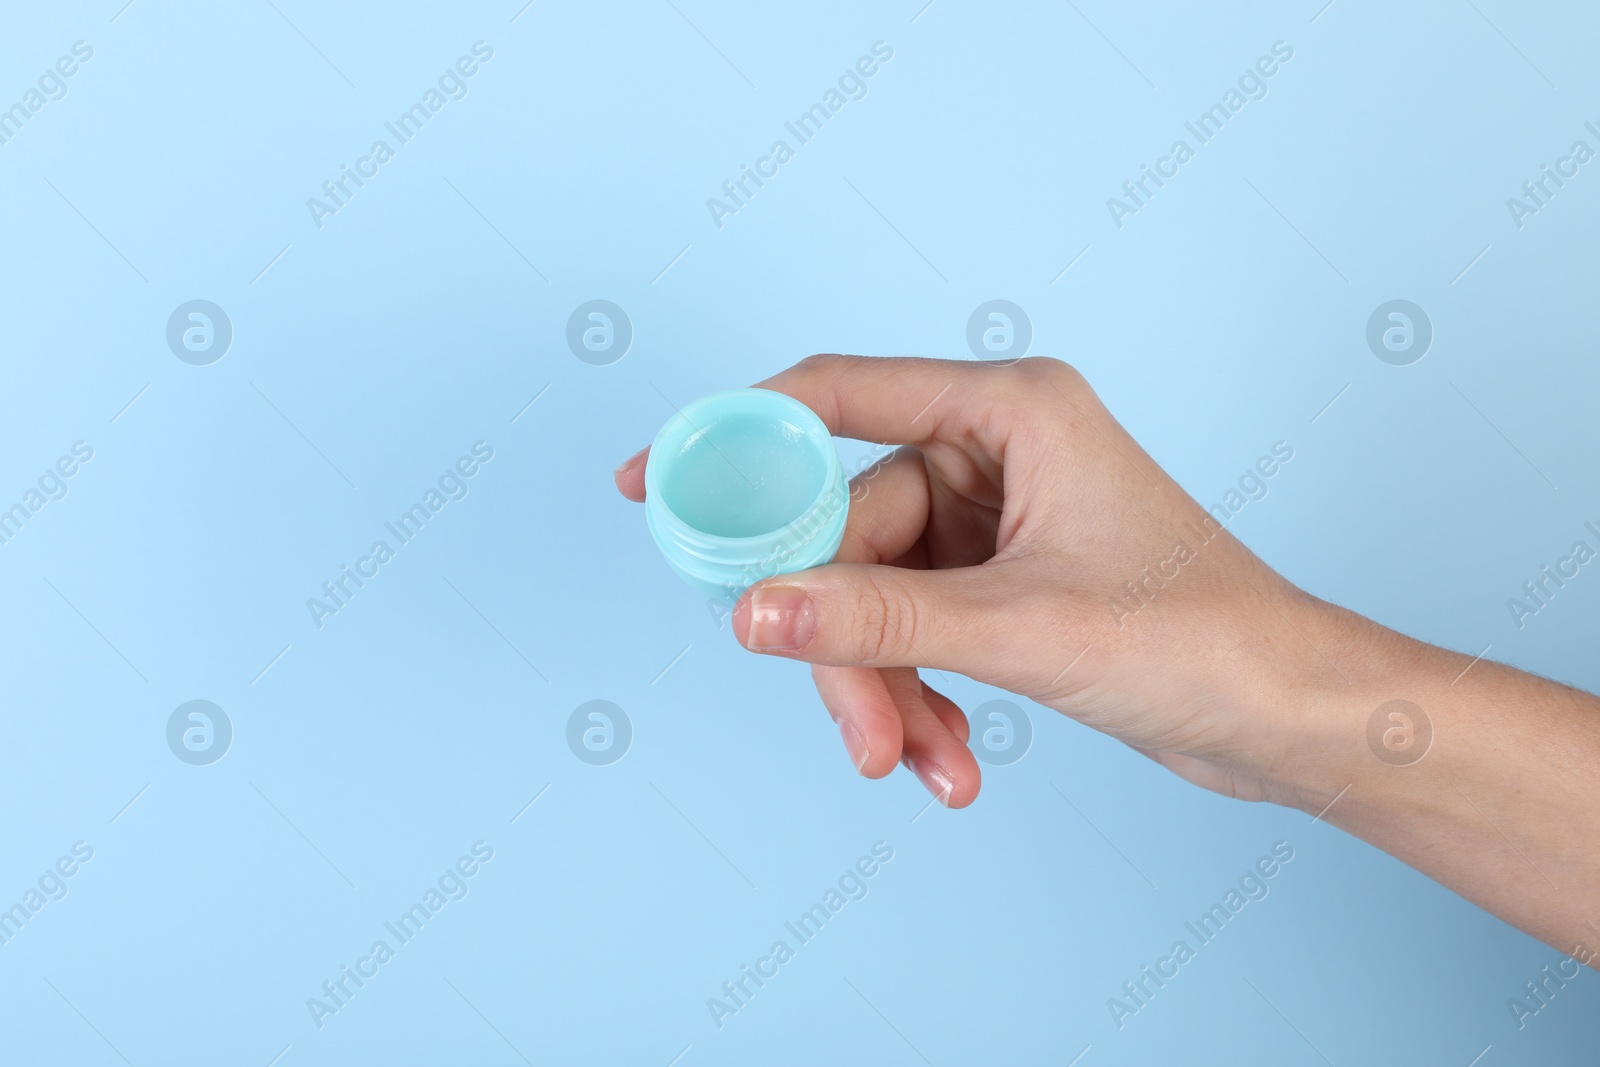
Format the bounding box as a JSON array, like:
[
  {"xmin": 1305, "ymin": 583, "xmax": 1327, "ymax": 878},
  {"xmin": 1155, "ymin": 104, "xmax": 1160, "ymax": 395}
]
[{"xmin": 732, "ymin": 562, "xmax": 1004, "ymax": 676}]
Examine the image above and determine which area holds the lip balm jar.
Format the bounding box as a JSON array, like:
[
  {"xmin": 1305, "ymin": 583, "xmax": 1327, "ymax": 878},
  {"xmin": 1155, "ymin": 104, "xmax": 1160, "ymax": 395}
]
[{"xmin": 644, "ymin": 388, "xmax": 849, "ymax": 604}]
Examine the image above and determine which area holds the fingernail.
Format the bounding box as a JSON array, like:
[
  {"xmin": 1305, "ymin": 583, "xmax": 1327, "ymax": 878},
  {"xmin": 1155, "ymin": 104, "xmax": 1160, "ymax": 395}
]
[
  {"xmin": 904, "ymin": 756, "xmax": 954, "ymax": 803},
  {"xmin": 839, "ymin": 720, "xmax": 869, "ymax": 773},
  {"xmin": 741, "ymin": 585, "xmax": 815, "ymax": 651}
]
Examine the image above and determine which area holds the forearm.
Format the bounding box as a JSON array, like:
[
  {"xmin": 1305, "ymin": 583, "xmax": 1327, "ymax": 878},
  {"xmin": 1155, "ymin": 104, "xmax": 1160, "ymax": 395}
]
[{"xmin": 1265, "ymin": 601, "xmax": 1600, "ymax": 965}]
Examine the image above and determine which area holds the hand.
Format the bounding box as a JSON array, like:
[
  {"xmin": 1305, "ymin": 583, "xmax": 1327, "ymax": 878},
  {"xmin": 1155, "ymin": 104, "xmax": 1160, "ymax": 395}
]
[
  {"xmin": 614, "ymin": 354, "xmax": 1340, "ymax": 809},
  {"xmin": 616, "ymin": 353, "xmax": 1600, "ymax": 966}
]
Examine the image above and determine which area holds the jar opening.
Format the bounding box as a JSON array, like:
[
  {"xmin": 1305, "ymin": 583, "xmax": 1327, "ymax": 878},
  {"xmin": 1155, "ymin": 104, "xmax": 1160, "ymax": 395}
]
[{"xmin": 657, "ymin": 411, "xmax": 828, "ymax": 538}]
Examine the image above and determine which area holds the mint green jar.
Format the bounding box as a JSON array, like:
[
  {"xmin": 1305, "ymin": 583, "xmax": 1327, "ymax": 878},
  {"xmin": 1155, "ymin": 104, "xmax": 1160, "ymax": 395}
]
[{"xmin": 645, "ymin": 388, "xmax": 849, "ymax": 603}]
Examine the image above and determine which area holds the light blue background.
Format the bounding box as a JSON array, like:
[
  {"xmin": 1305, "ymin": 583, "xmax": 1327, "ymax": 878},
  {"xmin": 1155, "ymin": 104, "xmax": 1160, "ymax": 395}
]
[{"xmin": 2, "ymin": 1, "xmax": 1597, "ymax": 1063}]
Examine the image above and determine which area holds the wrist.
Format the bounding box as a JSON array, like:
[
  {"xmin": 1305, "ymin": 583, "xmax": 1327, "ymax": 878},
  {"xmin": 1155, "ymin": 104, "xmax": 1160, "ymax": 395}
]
[{"xmin": 1234, "ymin": 594, "xmax": 1451, "ymax": 815}]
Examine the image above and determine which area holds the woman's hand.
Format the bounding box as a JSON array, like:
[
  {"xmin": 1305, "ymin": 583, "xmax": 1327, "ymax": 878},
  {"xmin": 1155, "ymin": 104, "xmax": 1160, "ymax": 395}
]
[
  {"xmin": 615, "ymin": 354, "xmax": 1339, "ymax": 809},
  {"xmin": 615, "ymin": 353, "xmax": 1600, "ymax": 966}
]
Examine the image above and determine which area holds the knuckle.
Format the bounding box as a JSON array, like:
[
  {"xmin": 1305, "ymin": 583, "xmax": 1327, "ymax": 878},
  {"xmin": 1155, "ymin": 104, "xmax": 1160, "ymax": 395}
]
[
  {"xmin": 799, "ymin": 352, "xmax": 843, "ymax": 372},
  {"xmin": 849, "ymin": 572, "xmax": 917, "ymax": 664},
  {"xmin": 833, "ymin": 523, "xmax": 878, "ymax": 565},
  {"xmin": 1016, "ymin": 356, "xmax": 1085, "ymax": 392}
]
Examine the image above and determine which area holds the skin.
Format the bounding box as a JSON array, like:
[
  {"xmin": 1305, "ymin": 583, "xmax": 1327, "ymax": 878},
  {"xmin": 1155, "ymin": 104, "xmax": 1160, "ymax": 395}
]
[{"xmin": 614, "ymin": 354, "xmax": 1600, "ymax": 967}]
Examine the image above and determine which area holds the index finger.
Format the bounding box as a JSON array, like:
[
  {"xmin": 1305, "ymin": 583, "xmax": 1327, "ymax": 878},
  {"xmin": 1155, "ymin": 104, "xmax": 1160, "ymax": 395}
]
[
  {"xmin": 613, "ymin": 354, "xmax": 1020, "ymax": 503},
  {"xmin": 751, "ymin": 353, "xmax": 1014, "ymax": 451}
]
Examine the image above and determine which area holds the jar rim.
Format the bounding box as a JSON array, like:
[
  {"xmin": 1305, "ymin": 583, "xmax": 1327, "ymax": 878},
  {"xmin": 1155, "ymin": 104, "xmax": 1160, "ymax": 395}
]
[{"xmin": 643, "ymin": 387, "xmax": 846, "ymax": 557}]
